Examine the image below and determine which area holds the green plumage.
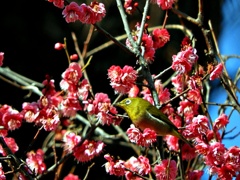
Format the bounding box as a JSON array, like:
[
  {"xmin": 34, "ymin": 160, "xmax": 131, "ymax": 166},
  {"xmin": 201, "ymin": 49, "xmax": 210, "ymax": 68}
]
[{"xmin": 116, "ymin": 97, "xmax": 192, "ymax": 147}]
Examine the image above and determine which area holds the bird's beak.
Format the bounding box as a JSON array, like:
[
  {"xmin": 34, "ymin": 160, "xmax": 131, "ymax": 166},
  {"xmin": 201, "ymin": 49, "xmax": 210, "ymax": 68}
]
[
  {"xmin": 115, "ymin": 102, "xmax": 120, "ymax": 107},
  {"xmin": 115, "ymin": 101, "xmax": 122, "ymax": 108}
]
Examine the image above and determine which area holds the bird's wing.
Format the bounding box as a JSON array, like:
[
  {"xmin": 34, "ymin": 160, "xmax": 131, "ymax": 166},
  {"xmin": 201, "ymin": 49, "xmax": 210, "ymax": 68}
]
[{"xmin": 146, "ymin": 106, "xmax": 179, "ymax": 131}]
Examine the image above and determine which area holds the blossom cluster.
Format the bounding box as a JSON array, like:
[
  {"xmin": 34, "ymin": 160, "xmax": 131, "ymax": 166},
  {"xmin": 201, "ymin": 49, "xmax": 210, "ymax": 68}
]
[
  {"xmin": 124, "ymin": 0, "xmax": 175, "ymax": 14},
  {"xmin": 108, "ymin": 65, "xmax": 137, "ymax": 94},
  {"xmin": 104, "ymin": 154, "xmax": 151, "ymax": 179},
  {"xmin": 0, "ymin": 62, "xmax": 112, "ymax": 177},
  {"xmin": 126, "ymin": 24, "xmax": 170, "ymax": 63},
  {"xmin": 182, "ymin": 114, "xmax": 240, "ymax": 179},
  {"xmin": 105, "ymin": 154, "xmax": 204, "ymax": 180},
  {"xmin": 85, "ymin": 93, "xmax": 122, "ymax": 125},
  {"xmin": 26, "ymin": 149, "xmax": 46, "ymax": 175},
  {"xmin": 48, "ymin": 0, "xmax": 106, "ymax": 24},
  {"xmin": 63, "ymin": 131, "xmax": 105, "ymax": 162},
  {"xmin": 126, "ymin": 124, "xmax": 157, "ymax": 147}
]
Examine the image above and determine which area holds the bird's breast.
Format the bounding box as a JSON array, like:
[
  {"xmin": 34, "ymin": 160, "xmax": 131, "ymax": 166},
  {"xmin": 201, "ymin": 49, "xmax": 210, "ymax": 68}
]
[{"xmin": 134, "ymin": 117, "xmax": 172, "ymax": 136}]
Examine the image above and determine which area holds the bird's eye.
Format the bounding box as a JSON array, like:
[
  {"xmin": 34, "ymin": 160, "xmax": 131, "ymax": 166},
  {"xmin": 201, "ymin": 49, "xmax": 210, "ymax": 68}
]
[{"xmin": 125, "ymin": 99, "xmax": 131, "ymax": 105}]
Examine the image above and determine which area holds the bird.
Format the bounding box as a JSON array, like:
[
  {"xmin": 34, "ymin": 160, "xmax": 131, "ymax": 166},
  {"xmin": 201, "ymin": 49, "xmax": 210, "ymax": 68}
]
[{"xmin": 116, "ymin": 97, "xmax": 193, "ymax": 147}]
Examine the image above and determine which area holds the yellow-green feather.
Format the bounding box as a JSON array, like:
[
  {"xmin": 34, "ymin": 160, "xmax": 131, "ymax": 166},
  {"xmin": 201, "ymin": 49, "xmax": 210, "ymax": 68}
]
[{"xmin": 116, "ymin": 97, "xmax": 192, "ymax": 147}]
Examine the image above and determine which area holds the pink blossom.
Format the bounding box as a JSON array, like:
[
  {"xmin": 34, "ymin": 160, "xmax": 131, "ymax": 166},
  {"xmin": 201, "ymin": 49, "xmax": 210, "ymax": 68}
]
[
  {"xmin": 156, "ymin": 0, "xmax": 175, "ymax": 10},
  {"xmin": 168, "ymin": 113, "xmax": 182, "ymax": 128},
  {"xmin": 77, "ymin": 79, "xmax": 90, "ymax": 101},
  {"xmin": 63, "ymin": 131, "xmax": 81, "ymax": 153},
  {"xmin": 172, "ymin": 47, "xmax": 198, "ymax": 74},
  {"xmin": 126, "ymin": 31, "xmax": 155, "ymax": 63},
  {"xmin": 26, "ymin": 149, "xmax": 46, "ymax": 175},
  {"xmin": 59, "ymin": 63, "xmax": 89, "ymax": 117},
  {"xmin": 0, "ymin": 106, "xmax": 23, "ymax": 130},
  {"xmin": 141, "ymin": 79, "xmax": 170, "ymax": 105},
  {"xmin": 128, "ymin": 85, "xmax": 139, "ymax": 97},
  {"xmin": 108, "ymin": 65, "xmax": 137, "ymax": 94},
  {"xmin": 187, "ymin": 89, "xmax": 202, "ymax": 104},
  {"xmin": 141, "ymin": 89, "xmax": 154, "ymax": 105},
  {"xmin": 217, "ymin": 165, "xmax": 236, "ymax": 180},
  {"xmin": 177, "ymin": 99, "xmax": 199, "ymax": 122},
  {"xmin": 104, "ymin": 154, "xmax": 125, "ymax": 176},
  {"xmin": 155, "ymin": 79, "xmax": 171, "ymax": 104},
  {"xmin": 154, "ymin": 159, "xmax": 177, "ymax": 180},
  {"xmin": 22, "ymin": 81, "xmax": 61, "ymax": 131},
  {"xmin": 60, "ymin": 62, "xmax": 82, "ymax": 91},
  {"xmin": 187, "ymin": 170, "xmax": 204, "ymax": 180},
  {"xmin": 0, "ymin": 137, "xmax": 18, "ymax": 156},
  {"xmin": 152, "ymin": 28, "xmax": 170, "ymax": 49},
  {"xmin": 213, "ymin": 113, "xmax": 229, "ymax": 131},
  {"xmin": 181, "ymin": 36, "xmax": 192, "ymax": 50},
  {"xmin": 41, "ymin": 78, "xmax": 57, "ymax": 96},
  {"xmin": 62, "ymin": 2, "xmax": 81, "ymax": 23},
  {"xmin": 125, "ymin": 156, "xmax": 151, "ymax": 179},
  {"xmin": 160, "ymin": 104, "xmax": 175, "ymax": 117},
  {"xmin": 22, "ymin": 102, "xmax": 39, "ymax": 123},
  {"xmin": 183, "ymin": 115, "xmax": 210, "ymax": 140},
  {"xmin": 210, "ymin": 63, "xmax": 223, "ymax": 80},
  {"xmin": 140, "ymin": 82, "xmax": 154, "ymax": 105},
  {"xmin": 164, "ymin": 135, "xmax": 179, "ymax": 151},
  {"xmin": 127, "ymin": 124, "xmax": 157, "ymax": 147},
  {"xmin": 126, "ymin": 124, "xmax": 142, "ymax": 144},
  {"xmin": 224, "ymin": 146, "xmax": 240, "ymax": 172},
  {"xmin": 48, "ymin": 0, "xmax": 64, "ymax": 9},
  {"xmin": 0, "ymin": 52, "xmax": 4, "ymax": 66},
  {"xmin": 78, "ymin": 2, "xmax": 106, "ymax": 24},
  {"xmin": 181, "ymin": 143, "xmax": 196, "ymax": 160},
  {"xmin": 141, "ymin": 33, "xmax": 155, "ymax": 62},
  {"xmin": 124, "ymin": 0, "xmax": 138, "ymax": 14},
  {"xmin": 73, "ymin": 140, "xmax": 105, "ymax": 162},
  {"xmin": 63, "ymin": 173, "xmax": 80, "ymax": 180},
  {"xmin": 206, "ymin": 130, "xmax": 222, "ymax": 143},
  {"xmin": 86, "ymin": 93, "xmax": 122, "ymax": 125},
  {"xmin": 172, "ymin": 73, "xmax": 186, "ymax": 93},
  {"xmin": 205, "ymin": 142, "xmax": 226, "ymax": 167},
  {"xmin": 38, "ymin": 105, "xmax": 60, "ymax": 131},
  {"xmin": 61, "ymin": 92, "xmax": 82, "ymax": 117},
  {"xmin": 194, "ymin": 141, "xmax": 210, "ymax": 156},
  {"xmin": 187, "ymin": 75, "xmax": 203, "ymax": 90}
]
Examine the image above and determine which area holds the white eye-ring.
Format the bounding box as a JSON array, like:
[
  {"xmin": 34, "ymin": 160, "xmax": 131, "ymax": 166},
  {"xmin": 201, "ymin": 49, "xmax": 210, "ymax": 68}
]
[{"xmin": 125, "ymin": 99, "xmax": 131, "ymax": 105}]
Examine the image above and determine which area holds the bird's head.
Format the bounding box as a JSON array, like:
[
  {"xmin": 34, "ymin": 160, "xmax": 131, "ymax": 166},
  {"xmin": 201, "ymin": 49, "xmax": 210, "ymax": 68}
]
[
  {"xmin": 116, "ymin": 98, "xmax": 134, "ymax": 112},
  {"xmin": 115, "ymin": 97, "xmax": 147, "ymax": 114}
]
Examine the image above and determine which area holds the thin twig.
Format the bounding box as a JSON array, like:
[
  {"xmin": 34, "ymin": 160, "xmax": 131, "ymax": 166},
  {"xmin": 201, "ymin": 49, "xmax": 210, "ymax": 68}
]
[
  {"xmin": 93, "ymin": 24, "xmax": 135, "ymax": 56},
  {"xmin": 86, "ymin": 24, "xmax": 195, "ymax": 58},
  {"xmin": 0, "ymin": 67, "xmax": 43, "ymax": 87},
  {"xmin": 163, "ymin": 88, "xmax": 190, "ymax": 106},
  {"xmin": 154, "ymin": 66, "xmax": 172, "ymax": 79},
  {"xmin": 115, "ymin": 0, "xmax": 139, "ymax": 52},
  {"xmin": 136, "ymin": 0, "xmax": 150, "ymax": 46},
  {"xmin": 82, "ymin": 25, "xmax": 95, "ymax": 58},
  {"xmin": 162, "ymin": 10, "xmax": 168, "ymax": 28},
  {"xmin": 22, "ymin": 128, "xmax": 42, "ymax": 159},
  {"xmin": 83, "ymin": 162, "xmax": 95, "ymax": 180},
  {"xmin": 71, "ymin": 32, "xmax": 94, "ymax": 97},
  {"xmin": 125, "ymin": 168, "xmax": 150, "ymax": 180},
  {"xmin": 0, "ymin": 67, "xmax": 43, "ymax": 96},
  {"xmin": 64, "ymin": 37, "xmax": 71, "ymax": 64}
]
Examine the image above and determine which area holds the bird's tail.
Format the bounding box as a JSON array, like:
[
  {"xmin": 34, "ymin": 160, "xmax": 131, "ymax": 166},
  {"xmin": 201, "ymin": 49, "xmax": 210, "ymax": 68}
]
[{"xmin": 172, "ymin": 130, "xmax": 193, "ymax": 148}]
